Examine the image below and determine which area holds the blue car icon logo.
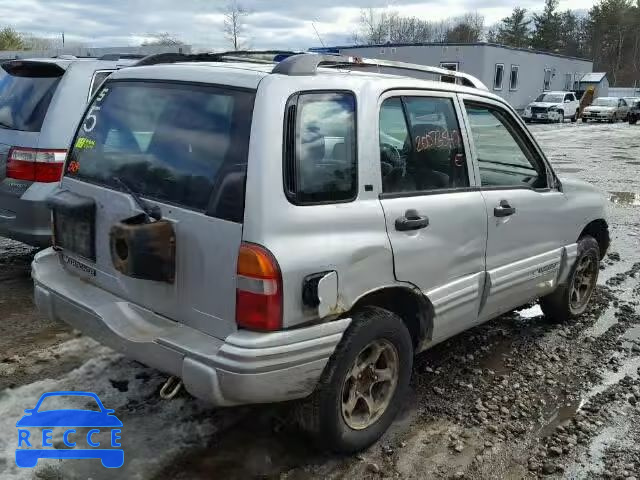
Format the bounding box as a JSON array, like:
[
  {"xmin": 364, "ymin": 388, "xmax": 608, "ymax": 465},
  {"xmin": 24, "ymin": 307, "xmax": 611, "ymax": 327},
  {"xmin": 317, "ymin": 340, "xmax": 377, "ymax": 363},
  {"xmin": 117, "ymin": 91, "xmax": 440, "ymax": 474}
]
[{"xmin": 16, "ymin": 391, "xmax": 123, "ymax": 468}]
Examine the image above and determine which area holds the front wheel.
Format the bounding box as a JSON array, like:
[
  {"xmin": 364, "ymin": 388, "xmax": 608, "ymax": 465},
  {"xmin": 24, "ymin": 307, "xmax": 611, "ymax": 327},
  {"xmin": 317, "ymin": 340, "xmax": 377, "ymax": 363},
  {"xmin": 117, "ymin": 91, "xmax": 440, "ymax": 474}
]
[
  {"xmin": 571, "ymin": 110, "xmax": 578, "ymax": 122},
  {"xmin": 557, "ymin": 111, "xmax": 564, "ymax": 123},
  {"xmin": 630, "ymin": 116, "xmax": 638, "ymax": 125},
  {"xmin": 298, "ymin": 306, "xmax": 413, "ymax": 453},
  {"xmin": 541, "ymin": 235, "xmax": 600, "ymax": 323},
  {"xmin": 582, "ymin": 118, "xmax": 588, "ymax": 123}
]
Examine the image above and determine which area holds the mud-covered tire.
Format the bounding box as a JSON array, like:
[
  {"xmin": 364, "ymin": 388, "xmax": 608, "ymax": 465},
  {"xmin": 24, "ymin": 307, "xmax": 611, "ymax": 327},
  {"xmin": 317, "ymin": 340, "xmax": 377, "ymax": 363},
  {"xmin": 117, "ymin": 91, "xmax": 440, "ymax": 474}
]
[
  {"xmin": 581, "ymin": 118, "xmax": 588, "ymax": 123},
  {"xmin": 541, "ymin": 235, "xmax": 600, "ymax": 323},
  {"xmin": 630, "ymin": 117, "xmax": 638, "ymax": 125},
  {"xmin": 297, "ymin": 306, "xmax": 413, "ymax": 453},
  {"xmin": 557, "ymin": 111, "xmax": 564, "ymax": 123},
  {"xmin": 571, "ymin": 111, "xmax": 578, "ymax": 122}
]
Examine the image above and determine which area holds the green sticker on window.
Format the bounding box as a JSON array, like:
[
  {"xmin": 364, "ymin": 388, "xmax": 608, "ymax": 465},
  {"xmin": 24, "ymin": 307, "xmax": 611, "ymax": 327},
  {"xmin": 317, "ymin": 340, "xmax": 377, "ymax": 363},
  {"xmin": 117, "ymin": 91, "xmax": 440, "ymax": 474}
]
[{"xmin": 75, "ymin": 137, "xmax": 96, "ymax": 150}]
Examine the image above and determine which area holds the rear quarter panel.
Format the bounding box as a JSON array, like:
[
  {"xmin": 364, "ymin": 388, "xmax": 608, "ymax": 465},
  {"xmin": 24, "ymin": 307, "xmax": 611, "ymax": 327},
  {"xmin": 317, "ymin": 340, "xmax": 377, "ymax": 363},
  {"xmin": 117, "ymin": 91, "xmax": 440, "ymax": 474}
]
[{"xmin": 242, "ymin": 75, "xmax": 399, "ymax": 328}]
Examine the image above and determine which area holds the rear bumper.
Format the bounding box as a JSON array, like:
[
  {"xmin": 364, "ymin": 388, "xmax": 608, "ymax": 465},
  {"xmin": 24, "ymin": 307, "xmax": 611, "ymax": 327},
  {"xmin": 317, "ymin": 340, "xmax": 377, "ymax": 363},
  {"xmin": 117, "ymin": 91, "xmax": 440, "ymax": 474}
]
[
  {"xmin": 0, "ymin": 182, "xmax": 54, "ymax": 247},
  {"xmin": 32, "ymin": 249, "xmax": 350, "ymax": 406}
]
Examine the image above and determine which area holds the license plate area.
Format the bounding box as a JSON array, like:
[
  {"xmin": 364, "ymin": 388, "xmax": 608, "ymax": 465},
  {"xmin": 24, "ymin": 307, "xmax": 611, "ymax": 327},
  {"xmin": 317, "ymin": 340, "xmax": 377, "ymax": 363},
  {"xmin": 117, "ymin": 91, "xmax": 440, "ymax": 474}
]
[
  {"xmin": 48, "ymin": 190, "xmax": 96, "ymax": 261},
  {"xmin": 54, "ymin": 212, "xmax": 95, "ymax": 260}
]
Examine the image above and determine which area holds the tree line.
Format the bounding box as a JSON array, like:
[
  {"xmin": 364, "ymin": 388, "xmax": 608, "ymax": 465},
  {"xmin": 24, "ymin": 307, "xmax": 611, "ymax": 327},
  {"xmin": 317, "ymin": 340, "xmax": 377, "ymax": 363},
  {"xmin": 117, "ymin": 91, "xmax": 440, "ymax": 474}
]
[{"xmin": 355, "ymin": 0, "xmax": 640, "ymax": 87}]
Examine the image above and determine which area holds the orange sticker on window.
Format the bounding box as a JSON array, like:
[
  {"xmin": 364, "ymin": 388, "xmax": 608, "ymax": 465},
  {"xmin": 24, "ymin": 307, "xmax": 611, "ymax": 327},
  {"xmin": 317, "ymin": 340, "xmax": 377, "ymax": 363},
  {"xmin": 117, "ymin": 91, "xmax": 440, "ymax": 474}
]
[{"xmin": 67, "ymin": 160, "xmax": 80, "ymax": 174}]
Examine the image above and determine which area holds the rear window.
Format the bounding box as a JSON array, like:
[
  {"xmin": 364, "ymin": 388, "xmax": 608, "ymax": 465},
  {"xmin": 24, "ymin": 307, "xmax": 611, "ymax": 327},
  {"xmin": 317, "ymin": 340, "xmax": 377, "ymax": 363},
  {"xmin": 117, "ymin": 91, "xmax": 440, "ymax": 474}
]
[
  {"xmin": 66, "ymin": 81, "xmax": 255, "ymax": 220},
  {"xmin": 0, "ymin": 61, "xmax": 63, "ymax": 132}
]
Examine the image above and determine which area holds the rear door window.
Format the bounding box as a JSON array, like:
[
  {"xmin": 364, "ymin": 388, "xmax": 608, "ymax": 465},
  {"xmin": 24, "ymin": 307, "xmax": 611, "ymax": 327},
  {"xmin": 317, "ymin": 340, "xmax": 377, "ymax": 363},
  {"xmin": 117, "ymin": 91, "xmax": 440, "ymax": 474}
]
[
  {"xmin": 379, "ymin": 96, "xmax": 468, "ymax": 194},
  {"xmin": 66, "ymin": 81, "xmax": 255, "ymax": 220},
  {"xmin": 0, "ymin": 61, "xmax": 64, "ymax": 132}
]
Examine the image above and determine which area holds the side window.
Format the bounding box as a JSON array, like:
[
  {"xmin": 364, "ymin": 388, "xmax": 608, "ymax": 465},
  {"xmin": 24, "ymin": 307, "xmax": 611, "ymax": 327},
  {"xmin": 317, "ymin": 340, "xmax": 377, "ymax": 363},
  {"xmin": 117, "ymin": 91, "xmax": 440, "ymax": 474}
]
[
  {"xmin": 379, "ymin": 96, "xmax": 468, "ymax": 194},
  {"xmin": 465, "ymin": 102, "xmax": 547, "ymax": 189},
  {"xmin": 88, "ymin": 70, "xmax": 113, "ymax": 100},
  {"xmin": 494, "ymin": 64, "xmax": 504, "ymax": 90},
  {"xmin": 564, "ymin": 94, "xmax": 572, "ymax": 103},
  {"xmin": 284, "ymin": 92, "xmax": 357, "ymax": 204}
]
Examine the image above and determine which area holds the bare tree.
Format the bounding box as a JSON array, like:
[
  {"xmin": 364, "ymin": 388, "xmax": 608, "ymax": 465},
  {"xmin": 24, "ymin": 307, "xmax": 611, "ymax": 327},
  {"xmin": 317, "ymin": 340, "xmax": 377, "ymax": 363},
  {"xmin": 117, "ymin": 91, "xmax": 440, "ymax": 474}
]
[
  {"xmin": 223, "ymin": 1, "xmax": 250, "ymax": 50},
  {"xmin": 142, "ymin": 32, "xmax": 185, "ymax": 46}
]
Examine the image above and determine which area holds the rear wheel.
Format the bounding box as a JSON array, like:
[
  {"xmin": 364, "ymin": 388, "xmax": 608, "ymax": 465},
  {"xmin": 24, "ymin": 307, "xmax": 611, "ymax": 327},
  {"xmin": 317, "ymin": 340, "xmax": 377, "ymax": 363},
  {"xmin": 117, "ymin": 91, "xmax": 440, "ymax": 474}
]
[
  {"xmin": 582, "ymin": 117, "xmax": 588, "ymax": 123},
  {"xmin": 298, "ymin": 306, "xmax": 413, "ymax": 453},
  {"xmin": 541, "ymin": 235, "xmax": 600, "ymax": 323}
]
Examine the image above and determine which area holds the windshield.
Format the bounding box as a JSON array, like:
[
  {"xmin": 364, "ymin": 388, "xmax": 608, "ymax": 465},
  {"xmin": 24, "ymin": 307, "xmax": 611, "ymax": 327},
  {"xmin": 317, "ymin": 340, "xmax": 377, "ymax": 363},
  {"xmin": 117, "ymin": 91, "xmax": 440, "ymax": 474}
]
[
  {"xmin": 0, "ymin": 62, "xmax": 63, "ymax": 132},
  {"xmin": 66, "ymin": 81, "xmax": 255, "ymax": 218},
  {"xmin": 535, "ymin": 94, "xmax": 564, "ymax": 103},
  {"xmin": 592, "ymin": 98, "xmax": 617, "ymax": 107}
]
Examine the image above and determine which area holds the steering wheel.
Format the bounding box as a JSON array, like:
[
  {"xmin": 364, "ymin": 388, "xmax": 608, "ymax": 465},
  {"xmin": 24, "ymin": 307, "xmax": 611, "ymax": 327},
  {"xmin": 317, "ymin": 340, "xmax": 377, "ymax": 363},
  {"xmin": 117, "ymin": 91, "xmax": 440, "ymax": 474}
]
[{"xmin": 380, "ymin": 142, "xmax": 403, "ymax": 168}]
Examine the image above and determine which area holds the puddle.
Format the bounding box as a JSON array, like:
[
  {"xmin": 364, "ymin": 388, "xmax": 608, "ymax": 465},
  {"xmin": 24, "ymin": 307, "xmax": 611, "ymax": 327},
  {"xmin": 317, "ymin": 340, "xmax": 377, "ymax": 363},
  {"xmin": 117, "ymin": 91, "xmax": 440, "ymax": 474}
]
[
  {"xmin": 477, "ymin": 337, "xmax": 514, "ymax": 376},
  {"xmin": 586, "ymin": 304, "xmax": 619, "ymax": 337},
  {"xmin": 556, "ymin": 167, "xmax": 584, "ymax": 173},
  {"xmin": 609, "ymin": 191, "xmax": 640, "ymax": 206},
  {"xmin": 538, "ymin": 397, "xmax": 582, "ymax": 438},
  {"xmin": 622, "ymin": 325, "xmax": 640, "ymax": 342}
]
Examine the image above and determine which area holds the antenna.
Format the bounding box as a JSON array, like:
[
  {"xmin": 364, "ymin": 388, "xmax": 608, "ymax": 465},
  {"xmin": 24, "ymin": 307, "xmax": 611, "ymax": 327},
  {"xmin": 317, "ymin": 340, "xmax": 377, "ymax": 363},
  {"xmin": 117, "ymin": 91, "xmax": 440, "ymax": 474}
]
[{"xmin": 311, "ymin": 22, "xmax": 326, "ymax": 48}]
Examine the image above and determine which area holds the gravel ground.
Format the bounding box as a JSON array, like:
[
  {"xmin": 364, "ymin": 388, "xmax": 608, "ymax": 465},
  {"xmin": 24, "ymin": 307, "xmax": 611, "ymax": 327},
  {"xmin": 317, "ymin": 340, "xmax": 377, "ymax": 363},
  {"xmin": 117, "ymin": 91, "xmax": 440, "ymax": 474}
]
[{"xmin": 0, "ymin": 120, "xmax": 638, "ymax": 479}]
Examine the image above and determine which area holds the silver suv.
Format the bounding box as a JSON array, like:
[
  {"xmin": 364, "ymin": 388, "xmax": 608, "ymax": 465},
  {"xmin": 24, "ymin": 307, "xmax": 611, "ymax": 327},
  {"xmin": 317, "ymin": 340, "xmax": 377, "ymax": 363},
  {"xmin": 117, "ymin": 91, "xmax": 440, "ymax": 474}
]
[
  {"xmin": 0, "ymin": 55, "xmax": 138, "ymax": 246},
  {"xmin": 33, "ymin": 53, "xmax": 609, "ymax": 453}
]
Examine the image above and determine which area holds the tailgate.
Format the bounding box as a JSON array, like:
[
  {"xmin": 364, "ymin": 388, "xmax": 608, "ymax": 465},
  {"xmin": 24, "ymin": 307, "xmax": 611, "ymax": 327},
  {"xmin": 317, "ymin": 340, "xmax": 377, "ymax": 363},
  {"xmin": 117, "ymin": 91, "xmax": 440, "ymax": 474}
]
[{"xmin": 51, "ymin": 79, "xmax": 255, "ymax": 340}]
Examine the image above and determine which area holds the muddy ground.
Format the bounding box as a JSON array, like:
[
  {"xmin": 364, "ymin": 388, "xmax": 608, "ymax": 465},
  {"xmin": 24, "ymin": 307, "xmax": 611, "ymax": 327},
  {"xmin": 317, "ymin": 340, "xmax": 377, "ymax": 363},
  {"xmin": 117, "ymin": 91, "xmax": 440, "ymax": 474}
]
[{"xmin": 0, "ymin": 121, "xmax": 639, "ymax": 480}]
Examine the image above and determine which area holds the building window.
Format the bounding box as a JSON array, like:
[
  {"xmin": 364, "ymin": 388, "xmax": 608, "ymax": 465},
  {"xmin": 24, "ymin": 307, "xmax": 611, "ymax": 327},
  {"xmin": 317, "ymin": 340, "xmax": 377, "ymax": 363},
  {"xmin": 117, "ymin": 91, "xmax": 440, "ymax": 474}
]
[
  {"xmin": 440, "ymin": 62, "xmax": 458, "ymax": 84},
  {"xmin": 509, "ymin": 65, "xmax": 519, "ymax": 91},
  {"xmin": 391, "ymin": 47, "xmax": 396, "ymax": 54},
  {"xmin": 380, "ymin": 48, "xmax": 385, "ymax": 54},
  {"xmin": 494, "ymin": 63, "xmax": 504, "ymax": 90},
  {"xmin": 543, "ymin": 69, "xmax": 552, "ymax": 91},
  {"xmin": 564, "ymin": 73, "xmax": 573, "ymax": 91},
  {"xmin": 440, "ymin": 62, "xmax": 459, "ymax": 71}
]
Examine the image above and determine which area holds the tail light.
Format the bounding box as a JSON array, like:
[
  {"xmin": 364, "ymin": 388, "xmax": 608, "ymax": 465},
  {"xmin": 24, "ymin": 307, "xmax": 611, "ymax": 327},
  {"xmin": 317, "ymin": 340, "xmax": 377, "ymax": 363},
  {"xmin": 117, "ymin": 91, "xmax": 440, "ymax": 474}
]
[
  {"xmin": 6, "ymin": 147, "xmax": 67, "ymax": 183},
  {"xmin": 236, "ymin": 242, "xmax": 283, "ymax": 331}
]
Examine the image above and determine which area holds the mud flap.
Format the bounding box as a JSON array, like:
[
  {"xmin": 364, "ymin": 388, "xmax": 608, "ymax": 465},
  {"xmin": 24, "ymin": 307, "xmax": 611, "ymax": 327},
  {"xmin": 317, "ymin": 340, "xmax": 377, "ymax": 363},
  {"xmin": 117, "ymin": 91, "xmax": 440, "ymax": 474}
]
[{"xmin": 110, "ymin": 214, "xmax": 176, "ymax": 283}]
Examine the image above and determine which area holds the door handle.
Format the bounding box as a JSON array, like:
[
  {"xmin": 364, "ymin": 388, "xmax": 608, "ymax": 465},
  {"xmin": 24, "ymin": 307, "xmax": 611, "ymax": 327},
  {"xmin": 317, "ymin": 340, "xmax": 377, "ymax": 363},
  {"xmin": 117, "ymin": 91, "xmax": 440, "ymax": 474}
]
[
  {"xmin": 494, "ymin": 200, "xmax": 516, "ymax": 217},
  {"xmin": 395, "ymin": 209, "xmax": 429, "ymax": 231}
]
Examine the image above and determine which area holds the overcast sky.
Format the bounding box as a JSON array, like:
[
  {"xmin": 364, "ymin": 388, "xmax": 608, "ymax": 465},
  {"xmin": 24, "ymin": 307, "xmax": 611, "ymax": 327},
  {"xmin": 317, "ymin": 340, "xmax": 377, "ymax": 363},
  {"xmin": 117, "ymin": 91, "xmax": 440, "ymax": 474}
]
[{"xmin": 3, "ymin": 0, "xmax": 598, "ymax": 50}]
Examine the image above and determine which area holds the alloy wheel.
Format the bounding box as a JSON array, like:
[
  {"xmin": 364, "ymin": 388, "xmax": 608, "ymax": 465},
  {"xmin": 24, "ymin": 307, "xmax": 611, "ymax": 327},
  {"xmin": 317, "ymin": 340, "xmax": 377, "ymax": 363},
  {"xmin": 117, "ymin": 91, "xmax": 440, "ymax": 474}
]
[
  {"xmin": 570, "ymin": 254, "xmax": 598, "ymax": 311},
  {"xmin": 341, "ymin": 339, "xmax": 399, "ymax": 430}
]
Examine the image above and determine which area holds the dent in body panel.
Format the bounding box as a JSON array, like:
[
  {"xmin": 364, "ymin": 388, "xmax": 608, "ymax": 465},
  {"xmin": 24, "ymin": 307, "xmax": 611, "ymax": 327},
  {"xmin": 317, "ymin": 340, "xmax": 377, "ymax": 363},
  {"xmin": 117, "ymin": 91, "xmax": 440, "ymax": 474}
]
[{"xmin": 421, "ymin": 271, "xmax": 485, "ymax": 349}]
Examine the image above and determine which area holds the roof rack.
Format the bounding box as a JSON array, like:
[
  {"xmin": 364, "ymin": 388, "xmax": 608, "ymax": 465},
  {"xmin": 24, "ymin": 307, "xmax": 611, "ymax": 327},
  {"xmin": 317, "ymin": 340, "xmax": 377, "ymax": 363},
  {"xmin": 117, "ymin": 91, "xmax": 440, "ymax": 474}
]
[
  {"xmin": 98, "ymin": 53, "xmax": 147, "ymax": 61},
  {"xmin": 135, "ymin": 50, "xmax": 299, "ymax": 67},
  {"xmin": 272, "ymin": 54, "xmax": 487, "ymax": 90}
]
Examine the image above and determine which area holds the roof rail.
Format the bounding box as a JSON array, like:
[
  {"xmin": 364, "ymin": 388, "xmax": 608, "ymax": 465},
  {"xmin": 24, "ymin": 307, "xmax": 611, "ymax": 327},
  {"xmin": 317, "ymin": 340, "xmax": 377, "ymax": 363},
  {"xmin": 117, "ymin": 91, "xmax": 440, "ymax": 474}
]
[
  {"xmin": 272, "ymin": 53, "xmax": 487, "ymax": 90},
  {"xmin": 134, "ymin": 50, "xmax": 299, "ymax": 67},
  {"xmin": 98, "ymin": 53, "xmax": 147, "ymax": 61}
]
